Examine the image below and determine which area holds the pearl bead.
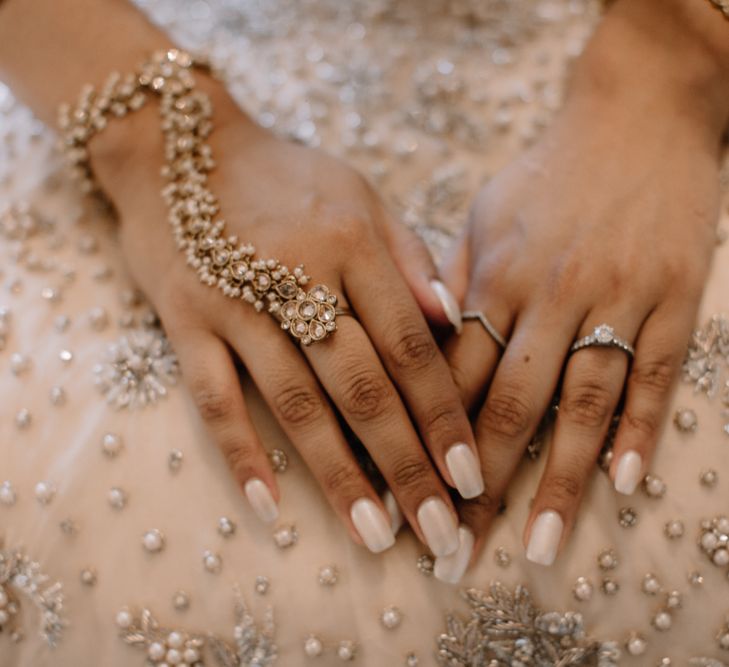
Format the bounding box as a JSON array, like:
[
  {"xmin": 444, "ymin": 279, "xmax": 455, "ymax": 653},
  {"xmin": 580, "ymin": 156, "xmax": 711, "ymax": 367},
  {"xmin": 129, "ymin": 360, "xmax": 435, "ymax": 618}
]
[
  {"xmin": 116, "ymin": 609, "xmax": 133, "ymax": 628},
  {"xmin": 173, "ymin": 591, "xmax": 190, "ymax": 611},
  {"xmin": 167, "ymin": 632, "xmax": 184, "ymax": 649},
  {"xmin": 0, "ymin": 481, "xmax": 17, "ymax": 505},
  {"xmin": 34, "ymin": 480, "xmax": 55, "ymax": 505},
  {"xmin": 165, "ymin": 648, "xmax": 182, "ymax": 664},
  {"xmin": 719, "ymin": 633, "xmax": 729, "ymax": 650},
  {"xmin": 202, "ymin": 550, "xmax": 222, "ymax": 573},
  {"xmin": 15, "ymin": 408, "xmax": 32, "ymax": 429},
  {"xmin": 713, "ymin": 548, "xmax": 729, "ymax": 566},
  {"xmin": 108, "ymin": 487, "xmax": 127, "ymax": 509},
  {"xmin": 304, "ymin": 635, "xmax": 323, "ymax": 657},
  {"xmin": 652, "ymin": 611, "xmax": 672, "ymax": 631},
  {"xmin": 626, "ymin": 634, "xmax": 647, "ymax": 655},
  {"xmin": 49, "ymin": 386, "xmax": 66, "ymax": 406},
  {"xmin": 183, "ymin": 648, "xmax": 199, "ymax": 663},
  {"xmin": 572, "ymin": 577, "xmax": 593, "ymax": 601},
  {"xmin": 643, "ymin": 475, "xmax": 666, "ymax": 498},
  {"xmin": 317, "ymin": 565, "xmax": 338, "ymax": 586},
  {"xmin": 674, "ymin": 408, "xmax": 697, "ymax": 432},
  {"xmin": 10, "ymin": 352, "xmax": 31, "ymax": 375},
  {"xmin": 701, "ymin": 531, "xmax": 719, "ymax": 551},
  {"xmin": 717, "ymin": 516, "xmax": 729, "ymax": 534},
  {"xmin": 142, "ymin": 529, "xmax": 165, "ymax": 553},
  {"xmin": 217, "ymin": 517, "xmax": 236, "ymax": 537},
  {"xmin": 642, "ymin": 574, "xmax": 660, "ymax": 595},
  {"xmin": 337, "ymin": 640, "xmax": 356, "ymax": 660},
  {"xmin": 102, "ymin": 433, "xmax": 123, "ymax": 457},
  {"xmin": 380, "ymin": 605, "xmax": 402, "ymax": 629},
  {"xmin": 148, "ymin": 642, "xmax": 166, "ymax": 660}
]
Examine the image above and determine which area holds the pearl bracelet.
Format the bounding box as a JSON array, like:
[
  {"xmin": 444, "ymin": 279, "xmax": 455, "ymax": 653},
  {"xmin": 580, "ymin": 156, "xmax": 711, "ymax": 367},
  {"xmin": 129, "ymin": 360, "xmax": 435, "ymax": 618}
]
[{"xmin": 58, "ymin": 49, "xmax": 341, "ymax": 346}]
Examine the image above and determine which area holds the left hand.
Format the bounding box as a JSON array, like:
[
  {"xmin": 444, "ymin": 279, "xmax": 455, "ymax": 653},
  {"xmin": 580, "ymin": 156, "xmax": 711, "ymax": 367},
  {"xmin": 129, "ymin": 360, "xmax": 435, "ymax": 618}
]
[{"xmin": 439, "ymin": 15, "xmax": 728, "ymax": 571}]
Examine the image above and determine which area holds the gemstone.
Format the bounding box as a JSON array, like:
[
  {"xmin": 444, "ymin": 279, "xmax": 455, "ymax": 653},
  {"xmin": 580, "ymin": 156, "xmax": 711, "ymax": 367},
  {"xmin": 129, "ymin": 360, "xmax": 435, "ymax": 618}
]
[
  {"xmin": 281, "ymin": 301, "xmax": 298, "ymax": 321},
  {"xmin": 230, "ymin": 262, "xmax": 248, "ymax": 280},
  {"xmin": 277, "ymin": 280, "xmax": 298, "ymax": 299},
  {"xmin": 255, "ymin": 273, "xmax": 272, "ymax": 291},
  {"xmin": 594, "ymin": 324, "xmax": 614, "ymax": 344},
  {"xmin": 319, "ymin": 303, "xmax": 336, "ymax": 322},
  {"xmin": 298, "ymin": 300, "xmax": 317, "ymax": 320},
  {"xmin": 309, "ymin": 321, "xmax": 327, "ymax": 340},
  {"xmin": 310, "ymin": 285, "xmax": 328, "ymax": 302},
  {"xmin": 292, "ymin": 319, "xmax": 308, "ymax": 337}
]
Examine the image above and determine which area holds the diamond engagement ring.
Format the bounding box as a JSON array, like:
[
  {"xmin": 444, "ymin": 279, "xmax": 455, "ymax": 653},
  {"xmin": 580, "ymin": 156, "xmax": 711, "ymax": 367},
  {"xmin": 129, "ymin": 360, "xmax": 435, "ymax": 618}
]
[
  {"xmin": 462, "ymin": 310, "xmax": 507, "ymax": 349},
  {"xmin": 570, "ymin": 324, "xmax": 635, "ymax": 358}
]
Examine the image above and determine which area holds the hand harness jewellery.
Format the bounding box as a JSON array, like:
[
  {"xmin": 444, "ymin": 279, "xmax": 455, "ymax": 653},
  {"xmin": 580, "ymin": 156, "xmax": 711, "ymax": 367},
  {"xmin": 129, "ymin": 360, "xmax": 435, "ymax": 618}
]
[{"xmin": 58, "ymin": 49, "xmax": 342, "ymax": 346}]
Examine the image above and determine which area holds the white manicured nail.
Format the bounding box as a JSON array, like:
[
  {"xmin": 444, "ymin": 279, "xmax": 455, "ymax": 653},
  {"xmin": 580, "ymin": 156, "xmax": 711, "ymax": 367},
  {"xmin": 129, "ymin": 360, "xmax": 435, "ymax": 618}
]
[
  {"xmin": 526, "ymin": 510, "xmax": 563, "ymax": 566},
  {"xmin": 445, "ymin": 443, "xmax": 485, "ymax": 499},
  {"xmin": 417, "ymin": 496, "xmax": 460, "ymax": 557},
  {"xmin": 382, "ymin": 489, "xmax": 404, "ymax": 535},
  {"xmin": 244, "ymin": 478, "xmax": 279, "ymax": 524},
  {"xmin": 614, "ymin": 450, "xmax": 642, "ymax": 495},
  {"xmin": 350, "ymin": 498, "xmax": 396, "ymax": 554},
  {"xmin": 434, "ymin": 525, "xmax": 474, "ymax": 584},
  {"xmin": 430, "ymin": 280, "xmax": 462, "ymax": 334}
]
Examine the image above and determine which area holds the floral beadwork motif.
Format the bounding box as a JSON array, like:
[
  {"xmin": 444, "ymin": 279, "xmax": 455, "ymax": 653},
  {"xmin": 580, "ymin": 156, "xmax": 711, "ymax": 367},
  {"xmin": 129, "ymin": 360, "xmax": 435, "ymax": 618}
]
[
  {"xmin": 436, "ymin": 583, "xmax": 619, "ymax": 666},
  {"xmin": 118, "ymin": 589, "xmax": 276, "ymax": 666},
  {"xmin": 93, "ymin": 327, "xmax": 180, "ymax": 410},
  {"xmin": 0, "ymin": 540, "xmax": 66, "ymax": 648},
  {"xmin": 683, "ymin": 314, "xmax": 729, "ymax": 435}
]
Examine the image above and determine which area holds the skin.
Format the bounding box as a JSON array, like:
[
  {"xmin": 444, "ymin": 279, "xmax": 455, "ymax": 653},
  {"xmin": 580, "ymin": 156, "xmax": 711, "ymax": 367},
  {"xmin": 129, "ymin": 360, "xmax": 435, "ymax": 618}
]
[
  {"xmin": 443, "ymin": 1, "xmax": 729, "ymax": 562},
  {"xmin": 1, "ymin": 0, "xmax": 728, "ymax": 567},
  {"xmin": 0, "ymin": 0, "xmax": 479, "ymax": 552}
]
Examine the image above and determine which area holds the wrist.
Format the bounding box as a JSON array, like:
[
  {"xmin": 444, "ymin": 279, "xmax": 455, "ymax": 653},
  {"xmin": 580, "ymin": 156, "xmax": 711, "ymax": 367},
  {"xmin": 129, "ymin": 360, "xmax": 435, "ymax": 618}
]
[{"xmin": 569, "ymin": 0, "xmax": 729, "ymax": 143}]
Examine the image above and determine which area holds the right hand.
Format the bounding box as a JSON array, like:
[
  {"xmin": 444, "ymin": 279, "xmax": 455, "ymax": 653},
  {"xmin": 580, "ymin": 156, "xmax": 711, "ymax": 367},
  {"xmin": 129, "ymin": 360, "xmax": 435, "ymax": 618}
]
[{"xmin": 90, "ymin": 77, "xmax": 483, "ymax": 557}]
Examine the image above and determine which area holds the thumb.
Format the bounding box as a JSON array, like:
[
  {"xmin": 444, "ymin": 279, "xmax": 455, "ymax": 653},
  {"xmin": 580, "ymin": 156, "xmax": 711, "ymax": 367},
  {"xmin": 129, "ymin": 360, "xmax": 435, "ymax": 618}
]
[{"xmin": 383, "ymin": 217, "xmax": 463, "ymax": 333}]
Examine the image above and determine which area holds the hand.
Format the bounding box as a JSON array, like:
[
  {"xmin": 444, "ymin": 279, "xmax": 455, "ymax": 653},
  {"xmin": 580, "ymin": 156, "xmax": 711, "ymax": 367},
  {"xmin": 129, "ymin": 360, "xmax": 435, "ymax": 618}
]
[
  {"xmin": 91, "ymin": 80, "xmax": 483, "ymax": 557},
  {"xmin": 439, "ymin": 17, "xmax": 727, "ymax": 574}
]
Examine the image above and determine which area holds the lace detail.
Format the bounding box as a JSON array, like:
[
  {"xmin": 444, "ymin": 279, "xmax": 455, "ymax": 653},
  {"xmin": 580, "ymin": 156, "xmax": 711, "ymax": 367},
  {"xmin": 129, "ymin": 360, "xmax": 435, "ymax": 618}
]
[{"xmin": 436, "ymin": 583, "xmax": 619, "ymax": 666}]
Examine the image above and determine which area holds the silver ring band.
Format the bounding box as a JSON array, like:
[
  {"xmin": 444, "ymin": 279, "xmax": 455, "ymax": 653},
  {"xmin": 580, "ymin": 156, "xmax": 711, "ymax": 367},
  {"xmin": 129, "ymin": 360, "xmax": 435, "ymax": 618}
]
[
  {"xmin": 570, "ymin": 324, "xmax": 635, "ymax": 358},
  {"xmin": 334, "ymin": 307, "xmax": 355, "ymax": 318},
  {"xmin": 462, "ymin": 310, "xmax": 507, "ymax": 349}
]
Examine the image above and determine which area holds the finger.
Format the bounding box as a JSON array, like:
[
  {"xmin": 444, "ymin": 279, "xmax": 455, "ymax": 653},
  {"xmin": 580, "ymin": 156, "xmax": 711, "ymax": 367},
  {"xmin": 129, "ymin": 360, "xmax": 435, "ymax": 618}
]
[
  {"xmin": 609, "ymin": 302, "xmax": 694, "ymax": 495},
  {"xmin": 219, "ymin": 310, "xmax": 396, "ymax": 554},
  {"xmin": 439, "ymin": 228, "xmax": 470, "ymax": 304},
  {"xmin": 344, "ymin": 254, "xmax": 485, "ymax": 500},
  {"xmin": 524, "ymin": 316, "xmax": 641, "ymax": 567},
  {"xmin": 305, "ymin": 312, "xmax": 461, "ymax": 557},
  {"xmin": 472, "ymin": 308, "xmax": 582, "ymax": 544},
  {"xmin": 443, "ymin": 278, "xmax": 513, "ymax": 412},
  {"xmin": 381, "ymin": 215, "xmax": 462, "ymax": 331},
  {"xmin": 171, "ymin": 327, "xmax": 280, "ymax": 524}
]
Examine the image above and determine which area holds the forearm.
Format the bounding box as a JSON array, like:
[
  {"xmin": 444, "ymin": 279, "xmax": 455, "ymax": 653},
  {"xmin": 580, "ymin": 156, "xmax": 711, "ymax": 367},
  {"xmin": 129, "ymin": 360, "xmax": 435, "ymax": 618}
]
[{"xmin": 570, "ymin": 0, "xmax": 729, "ymax": 143}]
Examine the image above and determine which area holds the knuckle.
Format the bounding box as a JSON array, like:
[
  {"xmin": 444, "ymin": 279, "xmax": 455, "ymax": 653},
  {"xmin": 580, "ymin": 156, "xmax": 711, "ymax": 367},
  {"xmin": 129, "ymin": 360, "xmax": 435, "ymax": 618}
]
[
  {"xmin": 631, "ymin": 354, "xmax": 678, "ymax": 395},
  {"xmin": 190, "ymin": 378, "xmax": 235, "ymax": 424},
  {"xmin": 321, "ymin": 462, "xmax": 361, "ymax": 495},
  {"xmin": 390, "ymin": 456, "xmax": 433, "ymax": 490},
  {"xmin": 543, "ymin": 473, "xmax": 582, "ymax": 503},
  {"xmin": 622, "ymin": 409, "xmax": 659, "ymax": 438},
  {"xmin": 223, "ymin": 445, "xmax": 255, "ymax": 480},
  {"xmin": 423, "ymin": 403, "xmax": 461, "ymax": 440},
  {"xmin": 272, "ymin": 383, "xmax": 325, "ymax": 428},
  {"xmin": 561, "ymin": 381, "xmax": 615, "ymax": 428},
  {"xmin": 480, "ymin": 387, "xmax": 533, "ymax": 440},
  {"xmin": 387, "ymin": 326, "xmax": 437, "ymax": 372},
  {"xmin": 340, "ymin": 368, "xmax": 394, "ymax": 421}
]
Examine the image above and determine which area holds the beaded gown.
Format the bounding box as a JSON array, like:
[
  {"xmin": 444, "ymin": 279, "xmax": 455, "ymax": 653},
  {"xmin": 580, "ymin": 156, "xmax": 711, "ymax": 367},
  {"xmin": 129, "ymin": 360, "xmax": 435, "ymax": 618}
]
[{"xmin": 1, "ymin": 0, "xmax": 729, "ymax": 665}]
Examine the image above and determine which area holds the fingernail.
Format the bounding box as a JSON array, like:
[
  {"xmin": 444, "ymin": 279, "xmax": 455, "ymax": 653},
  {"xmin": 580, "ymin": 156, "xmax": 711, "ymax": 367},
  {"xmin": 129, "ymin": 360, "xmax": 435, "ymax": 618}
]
[
  {"xmin": 614, "ymin": 450, "xmax": 643, "ymax": 495},
  {"xmin": 244, "ymin": 478, "xmax": 279, "ymax": 524},
  {"xmin": 434, "ymin": 525, "xmax": 474, "ymax": 584},
  {"xmin": 350, "ymin": 498, "xmax": 396, "ymax": 554},
  {"xmin": 382, "ymin": 489, "xmax": 404, "ymax": 535},
  {"xmin": 417, "ymin": 496, "xmax": 460, "ymax": 557},
  {"xmin": 526, "ymin": 510, "xmax": 563, "ymax": 566},
  {"xmin": 430, "ymin": 280, "xmax": 462, "ymax": 334},
  {"xmin": 445, "ymin": 443, "xmax": 485, "ymax": 499}
]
